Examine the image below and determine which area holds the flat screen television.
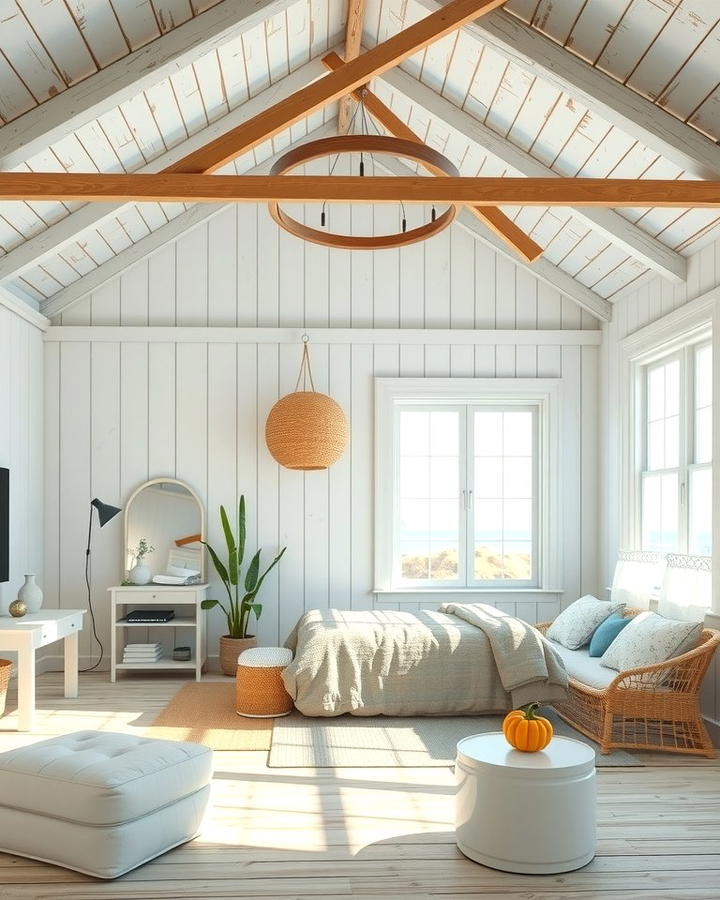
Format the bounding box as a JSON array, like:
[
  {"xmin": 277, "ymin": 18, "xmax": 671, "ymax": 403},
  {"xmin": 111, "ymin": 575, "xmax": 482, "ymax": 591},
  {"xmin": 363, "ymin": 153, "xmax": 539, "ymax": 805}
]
[{"xmin": 0, "ymin": 468, "xmax": 8, "ymax": 583}]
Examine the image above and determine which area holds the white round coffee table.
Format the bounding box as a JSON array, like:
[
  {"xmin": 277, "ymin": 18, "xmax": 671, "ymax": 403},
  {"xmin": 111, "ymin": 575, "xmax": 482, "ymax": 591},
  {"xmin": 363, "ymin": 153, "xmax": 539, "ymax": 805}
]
[{"xmin": 455, "ymin": 732, "xmax": 596, "ymax": 874}]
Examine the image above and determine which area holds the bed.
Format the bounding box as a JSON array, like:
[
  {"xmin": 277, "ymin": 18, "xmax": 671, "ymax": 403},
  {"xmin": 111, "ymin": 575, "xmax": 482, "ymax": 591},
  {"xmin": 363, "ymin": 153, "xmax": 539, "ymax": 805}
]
[{"xmin": 282, "ymin": 603, "xmax": 567, "ymax": 717}]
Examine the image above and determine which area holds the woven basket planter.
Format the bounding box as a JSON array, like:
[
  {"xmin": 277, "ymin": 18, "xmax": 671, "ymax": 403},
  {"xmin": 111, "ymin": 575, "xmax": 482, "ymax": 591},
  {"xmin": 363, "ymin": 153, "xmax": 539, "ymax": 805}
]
[
  {"xmin": 219, "ymin": 635, "xmax": 257, "ymax": 677},
  {"xmin": 0, "ymin": 659, "xmax": 12, "ymax": 717}
]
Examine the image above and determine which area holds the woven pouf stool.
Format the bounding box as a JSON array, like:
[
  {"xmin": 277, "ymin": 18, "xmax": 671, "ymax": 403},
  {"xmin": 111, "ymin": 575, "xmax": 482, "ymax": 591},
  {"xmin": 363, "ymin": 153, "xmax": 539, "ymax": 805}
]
[{"xmin": 236, "ymin": 646, "xmax": 294, "ymax": 718}]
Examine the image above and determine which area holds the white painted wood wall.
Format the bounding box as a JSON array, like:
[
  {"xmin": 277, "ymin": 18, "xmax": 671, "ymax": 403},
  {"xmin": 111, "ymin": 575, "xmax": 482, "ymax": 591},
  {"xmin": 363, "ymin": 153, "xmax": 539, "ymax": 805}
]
[
  {"xmin": 599, "ymin": 234, "xmax": 720, "ymax": 733},
  {"xmin": 0, "ymin": 304, "xmax": 43, "ymax": 616},
  {"xmin": 44, "ymin": 207, "xmax": 601, "ymax": 666}
]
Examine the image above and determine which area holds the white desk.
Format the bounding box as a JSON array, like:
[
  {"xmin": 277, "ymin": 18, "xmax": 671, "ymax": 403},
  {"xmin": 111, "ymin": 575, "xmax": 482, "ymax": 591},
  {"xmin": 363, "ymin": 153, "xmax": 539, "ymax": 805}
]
[{"xmin": 0, "ymin": 609, "xmax": 85, "ymax": 731}]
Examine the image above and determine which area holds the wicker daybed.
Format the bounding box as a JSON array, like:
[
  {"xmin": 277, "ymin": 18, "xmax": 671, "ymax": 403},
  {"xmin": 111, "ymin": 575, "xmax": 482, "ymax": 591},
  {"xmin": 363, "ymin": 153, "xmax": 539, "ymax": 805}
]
[{"xmin": 536, "ymin": 612, "xmax": 720, "ymax": 758}]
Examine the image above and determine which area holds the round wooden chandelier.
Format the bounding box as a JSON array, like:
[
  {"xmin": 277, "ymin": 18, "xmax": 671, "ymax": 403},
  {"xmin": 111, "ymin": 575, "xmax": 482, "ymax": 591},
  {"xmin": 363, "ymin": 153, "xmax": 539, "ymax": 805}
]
[{"xmin": 267, "ymin": 135, "xmax": 460, "ymax": 250}]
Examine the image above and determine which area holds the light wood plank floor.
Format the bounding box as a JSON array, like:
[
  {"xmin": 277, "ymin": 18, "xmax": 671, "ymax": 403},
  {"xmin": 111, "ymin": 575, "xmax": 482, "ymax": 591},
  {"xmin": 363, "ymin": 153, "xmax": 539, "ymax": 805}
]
[{"xmin": 0, "ymin": 672, "xmax": 719, "ymax": 899}]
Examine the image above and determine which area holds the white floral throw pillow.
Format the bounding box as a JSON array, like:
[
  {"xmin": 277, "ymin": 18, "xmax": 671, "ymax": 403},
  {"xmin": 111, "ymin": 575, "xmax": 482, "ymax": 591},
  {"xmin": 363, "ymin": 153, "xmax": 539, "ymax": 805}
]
[
  {"xmin": 546, "ymin": 595, "xmax": 624, "ymax": 650},
  {"xmin": 600, "ymin": 611, "xmax": 702, "ymax": 671}
]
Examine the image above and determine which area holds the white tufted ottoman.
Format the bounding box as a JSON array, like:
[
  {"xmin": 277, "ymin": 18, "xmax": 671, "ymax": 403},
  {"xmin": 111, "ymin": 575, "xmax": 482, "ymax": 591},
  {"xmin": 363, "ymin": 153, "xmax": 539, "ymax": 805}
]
[{"xmin": 0, "ymin": 730, "xmax": 213, "ymax": 879}]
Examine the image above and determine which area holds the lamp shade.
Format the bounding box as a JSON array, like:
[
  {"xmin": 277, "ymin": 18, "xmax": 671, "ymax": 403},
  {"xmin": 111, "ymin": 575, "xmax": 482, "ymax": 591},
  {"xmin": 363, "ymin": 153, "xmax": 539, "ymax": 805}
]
[
  {"xmin": 265, "ymin": 391, "xmax": 349, "ymax": 470},
  {"xmin": 91, "ymin": 497, "xmax": 122, "ymax": 527}
]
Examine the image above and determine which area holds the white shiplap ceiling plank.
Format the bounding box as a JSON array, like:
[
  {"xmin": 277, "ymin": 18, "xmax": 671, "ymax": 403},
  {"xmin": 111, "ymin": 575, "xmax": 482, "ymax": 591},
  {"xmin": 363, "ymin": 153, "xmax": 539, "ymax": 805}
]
[
  {"xmin": 0, "ymin": 55, "xmax": 328, "ymax": 287},
  {"xmin": 0, "ymin": 0, "xmax": 303, "ymax": 171},
  {"xmin": 377, "ymin": 64, "xmax": 686, "ymax": 282},
  {"xmin": 411, "ymin": 2, "xmax": 720, "ymax": 179}
]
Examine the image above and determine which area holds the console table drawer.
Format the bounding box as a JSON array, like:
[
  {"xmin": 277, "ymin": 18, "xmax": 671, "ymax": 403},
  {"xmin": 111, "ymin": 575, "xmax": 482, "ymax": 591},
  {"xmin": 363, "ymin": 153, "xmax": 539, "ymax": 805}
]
[{"xmin": 119, "ymin": 590, "xmax": 191, "ymax": 606}]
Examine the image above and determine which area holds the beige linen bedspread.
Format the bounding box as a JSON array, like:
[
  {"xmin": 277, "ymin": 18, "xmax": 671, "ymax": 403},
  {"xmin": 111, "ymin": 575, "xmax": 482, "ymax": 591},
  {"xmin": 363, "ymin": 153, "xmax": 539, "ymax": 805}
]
[{"xmin": 282, "ymin": 605, "xmax": 567, "ymax": 717}]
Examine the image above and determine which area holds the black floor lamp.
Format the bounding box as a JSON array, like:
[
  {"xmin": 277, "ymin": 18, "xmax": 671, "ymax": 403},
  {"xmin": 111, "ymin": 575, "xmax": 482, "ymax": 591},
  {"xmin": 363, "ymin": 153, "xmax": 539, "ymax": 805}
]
[{"xmin": 84, "ymin": 497, "xmax": 122, "ymax": 672}]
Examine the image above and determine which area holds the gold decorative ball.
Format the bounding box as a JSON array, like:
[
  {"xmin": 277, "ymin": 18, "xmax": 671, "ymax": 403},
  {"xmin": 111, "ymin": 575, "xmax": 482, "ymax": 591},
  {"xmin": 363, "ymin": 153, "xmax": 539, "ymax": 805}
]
[
  {"xmin": 265, "ymin": 391, "xmax": 349, "ymax": 470},
  {"xmin": 9, "ymin": 599, "xmax": 27, "ymax": 618}
]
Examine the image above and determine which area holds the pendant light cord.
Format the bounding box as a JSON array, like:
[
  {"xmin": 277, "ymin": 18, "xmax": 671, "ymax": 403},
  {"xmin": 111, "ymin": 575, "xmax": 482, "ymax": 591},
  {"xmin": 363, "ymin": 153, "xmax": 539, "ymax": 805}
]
[{"xmin": 294, "ymin": 339, "xmax": 316, "ymax": 392}]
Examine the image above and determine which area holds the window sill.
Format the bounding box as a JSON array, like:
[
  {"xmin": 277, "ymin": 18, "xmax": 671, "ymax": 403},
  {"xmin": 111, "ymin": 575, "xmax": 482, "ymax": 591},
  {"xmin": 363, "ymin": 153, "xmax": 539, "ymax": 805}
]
[{"xmin": 373, "ymin": 588, "xmax": 562, "ymax": 595}]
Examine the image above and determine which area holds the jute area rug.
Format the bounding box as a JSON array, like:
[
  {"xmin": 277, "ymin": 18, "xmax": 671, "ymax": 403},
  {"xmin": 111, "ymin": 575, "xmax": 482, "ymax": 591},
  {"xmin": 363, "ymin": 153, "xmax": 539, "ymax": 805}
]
[
  {"xmin": 148, "ymin": 684, "xmax": 641, "ymax": 765},
  {"xmin": 268, "ymin": 708, "xmax": 643, "ymax": 768},
  {"xmin": 147, "ymin": 682, "xmax": 272, "ymax": 751}
]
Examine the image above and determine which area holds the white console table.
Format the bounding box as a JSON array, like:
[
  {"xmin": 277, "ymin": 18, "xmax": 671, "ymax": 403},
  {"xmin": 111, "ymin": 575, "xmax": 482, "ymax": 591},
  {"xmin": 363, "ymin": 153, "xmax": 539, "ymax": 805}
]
[{"xmin": 0, "ymin": 609, "xmax": 85, "ymax": 732}]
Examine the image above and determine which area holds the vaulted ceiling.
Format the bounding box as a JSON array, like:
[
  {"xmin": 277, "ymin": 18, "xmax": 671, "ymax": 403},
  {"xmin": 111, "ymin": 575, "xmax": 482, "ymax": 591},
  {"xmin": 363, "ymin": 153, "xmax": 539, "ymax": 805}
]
[{"xmin": 0, "ymin": 0, "xmax": 718, "ymax": 323}]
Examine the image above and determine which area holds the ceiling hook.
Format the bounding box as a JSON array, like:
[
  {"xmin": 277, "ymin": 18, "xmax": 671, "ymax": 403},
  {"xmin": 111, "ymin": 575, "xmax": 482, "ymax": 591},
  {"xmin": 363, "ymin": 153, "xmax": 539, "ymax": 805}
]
[{"xmin": 301, "ymin": 332, "xmax": 310, "ymax": 343}]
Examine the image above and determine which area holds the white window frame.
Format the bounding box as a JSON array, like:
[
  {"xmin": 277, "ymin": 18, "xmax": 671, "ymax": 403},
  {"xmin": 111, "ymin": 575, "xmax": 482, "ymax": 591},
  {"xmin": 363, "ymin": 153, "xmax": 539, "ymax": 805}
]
[
  {"xmin": 621, "ymin": 292, "xmax": 714, "ymax": 554},
  {"xmin": 374, "ymin": 377, "xmax": 562, "ymax": 592}
]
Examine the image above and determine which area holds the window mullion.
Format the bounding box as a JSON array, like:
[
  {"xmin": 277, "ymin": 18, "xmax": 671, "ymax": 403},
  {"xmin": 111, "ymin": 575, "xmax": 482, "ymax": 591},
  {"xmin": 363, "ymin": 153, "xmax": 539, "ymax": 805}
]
[{"xmin": 462, "ymin": 405, "xmax": 472, "ymax": 589}]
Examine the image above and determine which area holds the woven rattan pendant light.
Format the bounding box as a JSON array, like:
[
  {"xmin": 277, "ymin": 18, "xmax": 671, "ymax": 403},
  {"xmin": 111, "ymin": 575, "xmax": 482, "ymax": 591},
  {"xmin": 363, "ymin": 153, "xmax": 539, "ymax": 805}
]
[{"xmin": 265, "ymin": 337, "xmax": 349, "ymax": 470}]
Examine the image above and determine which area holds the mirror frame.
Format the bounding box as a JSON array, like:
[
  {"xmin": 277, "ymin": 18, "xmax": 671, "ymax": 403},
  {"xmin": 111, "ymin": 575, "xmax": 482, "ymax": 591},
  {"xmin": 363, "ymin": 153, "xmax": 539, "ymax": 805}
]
[{"xmin": 124, "ymin": 477, "xmax": 206, "ymax": 583}]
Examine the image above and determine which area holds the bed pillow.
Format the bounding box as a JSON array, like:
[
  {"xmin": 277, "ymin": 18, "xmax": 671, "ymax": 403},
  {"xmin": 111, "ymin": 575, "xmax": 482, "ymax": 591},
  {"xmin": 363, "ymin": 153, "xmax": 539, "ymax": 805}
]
[
  {"xmin": 588, "ymin": 612, "xmax": 631, "ymax": 658},
  {"xmin": 600, "ymin": 611, "xmax": 703, "ymax": 672},
  {"xmin": 546, "ymin": 595, "xmax": 624, "ymax": 650}
]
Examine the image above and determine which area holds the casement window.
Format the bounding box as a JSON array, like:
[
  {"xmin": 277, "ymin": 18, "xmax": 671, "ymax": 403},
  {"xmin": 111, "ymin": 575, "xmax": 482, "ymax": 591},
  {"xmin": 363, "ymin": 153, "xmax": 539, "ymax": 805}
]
[
  {"xmin": 640, "ymin": 341, "xmax": 712, "ymax": 555},
  {"xmin": 375, "ymin": 379, "xmax": 561, "ymax": 592}
]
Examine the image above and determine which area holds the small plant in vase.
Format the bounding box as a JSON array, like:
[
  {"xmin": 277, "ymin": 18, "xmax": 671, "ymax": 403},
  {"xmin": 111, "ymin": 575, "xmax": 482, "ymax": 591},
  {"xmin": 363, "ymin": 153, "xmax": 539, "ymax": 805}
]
[
  {"xmin": 202, "ymin": 496, "xmax": 286, "ymax": 676},
  {"xmin": 128, "ymin": 538, "xmax": 155, "ymax": 585}
]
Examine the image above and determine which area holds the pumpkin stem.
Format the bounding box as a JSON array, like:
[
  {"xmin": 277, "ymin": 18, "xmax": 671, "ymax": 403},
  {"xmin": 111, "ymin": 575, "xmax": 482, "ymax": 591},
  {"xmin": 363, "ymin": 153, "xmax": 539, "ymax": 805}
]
[{"xmin": 519, "ymin": 702, "xmax": 540, "ymax": 720}]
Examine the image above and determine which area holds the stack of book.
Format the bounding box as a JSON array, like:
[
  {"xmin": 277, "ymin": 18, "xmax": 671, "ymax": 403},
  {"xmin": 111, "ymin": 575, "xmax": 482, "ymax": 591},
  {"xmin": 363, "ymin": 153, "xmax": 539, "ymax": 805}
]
[{"xmin": 122, "ymin": 642, "xmax": 162, "ymax": 664}]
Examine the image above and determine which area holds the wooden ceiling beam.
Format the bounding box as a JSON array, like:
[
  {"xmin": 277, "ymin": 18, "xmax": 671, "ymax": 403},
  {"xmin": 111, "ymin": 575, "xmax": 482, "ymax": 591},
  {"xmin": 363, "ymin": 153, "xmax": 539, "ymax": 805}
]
[
  {"xmin": 0, "ymin": 0, "xmax": 301, "ymax": 171},
  {"xmin": 3, "ymin": 173, "xmax": 720, "ymax": 206},
  {"xmin": 40, "ymin": 122, "xmax": 339, "ymax": 320},
  {"xmin": 0, "ymin": 59, "xmax": 330, "ymax": 288},
  {"xmin": 337, "ymin": 0, "xmax": 368, "ymax": 134},
  {"xmin": 167, "ymin": 0, "xmax": 510, "ymax": 174},
  {"xmin": 378, "ymin": 63, "xmax": 687, "ymax": 284},
  {"xmin": 374, "ymin": 153, "xmax": 612, "ymax": 321},
  {"xmin": 322, "ymin": 51, "xmax": 542, "ymax": 263},
  {"xmin": 413, "ymin": 2, "xmax": 720, "ymax": 180}
]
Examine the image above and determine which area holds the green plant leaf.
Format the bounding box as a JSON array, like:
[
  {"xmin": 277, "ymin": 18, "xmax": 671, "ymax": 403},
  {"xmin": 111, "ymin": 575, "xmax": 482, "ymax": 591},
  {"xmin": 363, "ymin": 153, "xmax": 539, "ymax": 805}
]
[
  {"xmin": 244, "ymin": 549, "xmax": 261, "ymax": 592},
  {"xmin": 251, "ymin": 602, "xmax": 263, "ymax": 620},
  {"xmin": 220, "ymin": 506, "xmax": 238, "ymax": 586},
  {"xmin": 202, "ymin": 541, "xmax": 230, "ymax": 587},
  {"xmin": 200, "ymin": 598, "xmax": 219, "ymax": 610},
  {"xmin": 237, "ymin": 495, "xmax": 246, "ymax": 568},
  {"xmin": 251, "ymin": 546, "xmax": 286, "ymax": 598}
]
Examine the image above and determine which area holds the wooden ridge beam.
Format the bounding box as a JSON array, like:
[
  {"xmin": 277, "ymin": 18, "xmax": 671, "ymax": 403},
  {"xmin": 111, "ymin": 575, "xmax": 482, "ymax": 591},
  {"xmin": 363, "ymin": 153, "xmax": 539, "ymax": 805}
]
[
  {"xmin": 377, "ymin": 63, "xmax": 687, "ymax": 284},
  {"xmin": 0, "ymin": 0, "xmax": 300, "ymax": 171},
  {"xmin": 337, "ymin": 0, "xmax": 368, "ymax": 134},
  {"xmin": 166, "ymin": 0, "xmax": 509, "ymax": 174},
  {"xmin": 413, "ymin": 2, "xmax": 720, "ymax": 180},
  {"xmin": 322, "ymin": 50, "xmax": 542, "ymax": 263},
  {"xmin": 3, "ymin": 173, "xmax": 720, "ymax": 206}
]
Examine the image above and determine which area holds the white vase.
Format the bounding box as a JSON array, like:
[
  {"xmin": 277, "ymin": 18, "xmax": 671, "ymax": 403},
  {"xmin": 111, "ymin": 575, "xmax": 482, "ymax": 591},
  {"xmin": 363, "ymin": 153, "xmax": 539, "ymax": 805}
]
[
  {"xmin": 128, "ymin": 561, "xmax": 151, "ymax": 585},
  {"xmin": 18, "ymin": 574, "xmax": 43, "ymax": 613}
]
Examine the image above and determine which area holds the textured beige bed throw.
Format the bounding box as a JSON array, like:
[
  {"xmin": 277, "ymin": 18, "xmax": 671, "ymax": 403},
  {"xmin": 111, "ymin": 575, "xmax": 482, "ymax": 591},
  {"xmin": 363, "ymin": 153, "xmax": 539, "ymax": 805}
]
[
  {"xmin": 283, "ymin": 605, "xmax": 567, "ymax": 716},
  {"xmin": 438, "ymin": 603, "xmax": 568, "ymax": 707}
]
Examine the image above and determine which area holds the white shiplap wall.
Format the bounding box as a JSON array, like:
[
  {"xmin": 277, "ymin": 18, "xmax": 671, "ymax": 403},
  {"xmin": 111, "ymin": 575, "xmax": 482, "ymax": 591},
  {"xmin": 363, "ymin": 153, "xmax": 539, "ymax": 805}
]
[
  {"xmin": 45, "ymin": 207, "xmax": 600, "ymax": 665},
  {"xmin": 0, "ymin": 302, "xmax": 44, "ymax": 616},
  {"xmin": 599, "ymin": 234, "xmax": 720, "ymax": 732}
]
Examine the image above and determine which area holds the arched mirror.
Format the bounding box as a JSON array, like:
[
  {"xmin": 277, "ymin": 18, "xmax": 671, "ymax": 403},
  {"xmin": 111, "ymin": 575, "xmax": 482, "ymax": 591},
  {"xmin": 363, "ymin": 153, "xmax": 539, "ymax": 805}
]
[{"xmin": 124, "ymin": 478, "xmax": 205, "ymax": 584}]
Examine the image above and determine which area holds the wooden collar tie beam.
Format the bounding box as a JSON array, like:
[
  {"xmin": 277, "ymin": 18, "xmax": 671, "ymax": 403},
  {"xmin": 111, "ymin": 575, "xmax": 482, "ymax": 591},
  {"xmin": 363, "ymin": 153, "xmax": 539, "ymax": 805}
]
[
  {"xmin": 322, "ymin": 50, "xmax": 542, "ymax": 263},
  {"xmin": 2, "ymin": 173, "xmax": 719, "ymax": 206}
]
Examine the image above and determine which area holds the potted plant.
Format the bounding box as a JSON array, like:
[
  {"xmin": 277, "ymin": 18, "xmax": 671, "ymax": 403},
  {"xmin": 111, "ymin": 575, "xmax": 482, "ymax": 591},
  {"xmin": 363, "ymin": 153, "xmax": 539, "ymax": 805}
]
[
  {"xmin": 202, "ymin": 497, "xmax": 286, "ymax": 676},
  {"xmin": 128, "ymin": 537, "xmax": 155, "ymax": 585}
]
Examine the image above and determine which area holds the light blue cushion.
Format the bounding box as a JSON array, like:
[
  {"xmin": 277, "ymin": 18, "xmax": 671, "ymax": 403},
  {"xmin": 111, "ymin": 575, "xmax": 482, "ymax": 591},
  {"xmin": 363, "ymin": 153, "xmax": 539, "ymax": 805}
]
[{"xmin": 588, "ymin": 613, "xmax": 631, "ymax": 658}]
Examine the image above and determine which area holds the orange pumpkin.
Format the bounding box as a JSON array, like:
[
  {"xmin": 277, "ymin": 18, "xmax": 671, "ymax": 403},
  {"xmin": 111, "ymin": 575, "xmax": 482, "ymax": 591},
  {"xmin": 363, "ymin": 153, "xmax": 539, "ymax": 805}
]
[{"xmin": 502, "ymin": 702, "xmax": 553, "ymax": 752}]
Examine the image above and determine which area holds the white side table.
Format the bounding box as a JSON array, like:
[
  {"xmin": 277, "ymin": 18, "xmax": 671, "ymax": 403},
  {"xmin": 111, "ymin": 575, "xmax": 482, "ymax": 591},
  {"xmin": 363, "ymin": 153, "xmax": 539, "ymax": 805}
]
[
  {"xmin": 455, "ymin": 732, "xmax": 596, "ymax": 874},
  {"xmin": 0, "ymin": 610, "xmax": 85, "ymax": 732}
]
